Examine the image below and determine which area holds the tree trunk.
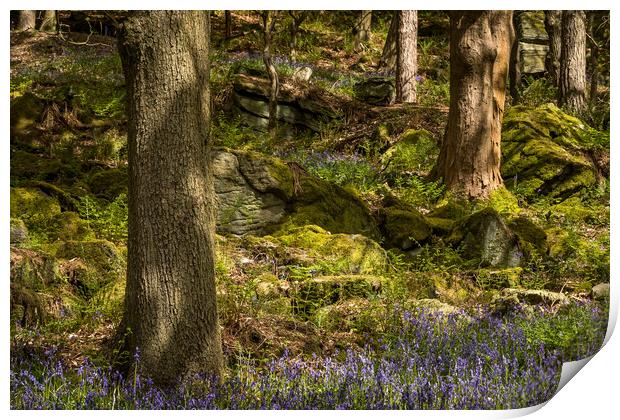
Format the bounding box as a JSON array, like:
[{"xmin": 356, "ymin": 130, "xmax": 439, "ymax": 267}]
[
  {"xmin": 509, "ymin": 12, "xmax": 521, "ymax": 102},
  {"xmin": 261, "ymin": 11, "xmax": 279, "ymax": 136},
  {"xmin": 379, "ymin": 12, "xmax": 398, "ymax": 71},
  {"xmin": 224, "ymin": 11, "xmax": 232, "ymax": 39},
  {"xmin": 435, "ymin": 11, "xmax": 514, "ymax": 199},
  {"xmin": 17, "ymin": 10, "xmax": 36, "ymax": 31},
  {"xmin": 288, "ymin": 11, "xmax": 307, "ymax": 63},
  {"xmin": 587, "ymin": 11, "xmax": 600, "ymax": 105},
  {"xmin": 544, "ymin": 11, "xmax": 562, "ymax": 86},
  {"xmin": 353, "ymin": 10, "xmax": 372, "ymax": 52},
  {"xmin": 40, "ymin": 10, "xmax": 57, "ymax": 32},
  {"xmin": 396, "ymin": 11, "xmax": 418, "ymax": 103},
  {"xmin": 559, "ymin": 10, "xmax": 587, "ymax": 115},
  {"xmin": 118, "ymin": 10, "xmax": 223, "ymax": 385}
]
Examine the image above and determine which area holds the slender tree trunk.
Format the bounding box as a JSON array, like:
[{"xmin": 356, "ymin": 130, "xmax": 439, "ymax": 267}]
[
  {"xmin": 587, "ymin": 11, "xmax": 600, "ymax": 105},
  {"xmin": 559, "ymin": 10, "xmax": 587, "ymax": 115},
  {"xmin": 353, "ymin": 10, "xmax": 372, "ymax": 52},
  {"xmin": 379, "ymin": 13, "xmax": 398, "ymax": 72},
  {"xmin": 118, "ymin": 10, "xmax": 223, "ymax": 385},
  {"xmin": 435, "ymin": 11, "xmax": 514, "ymax": 199},
  {"xmin": 40, "ymin": 10, "xmax": 57, "ymax": 32},
  {"xmin": 17, "ymin": 10, "xmax": 36, "ymax": 31},
  {"xmin": 224, "ymin": 11, "xmax": 232, "ymax": 39},
  {"xmin": 261, "ymin": 11, "xmax": 279, "ymax": 136},
  {"xmin": 509, "ymin": 12, "xmax": 521, "ymax": 102},
  {"xmin": 288, "ymin": 11, "xmax": 307, "ymax": 63},
  {"xmin": 396, "ymin": 11, "xmax": 418, "ymax": 103},
  {"xmin": 544, "ymin": 11, "xmax": 562, "ymax": 87}
]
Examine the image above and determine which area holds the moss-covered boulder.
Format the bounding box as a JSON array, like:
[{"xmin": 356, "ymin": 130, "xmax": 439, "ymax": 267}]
[
  {"xmin": 294, "ymin": 275, "xmax": 386, "ymax": 316},
  {"xmin": 273, "ymin": 225, "xmax": 389, "ymax": 275},
  {"xmin": 472, "ymin": 267, "xmax": 524, "ymax": 289},
  {"xmin": 49, "ymin": 212, "xmax": 94, "ymax": 242},
  {"xmin": 380, "ymin": 129, "xmax": 438, "ymax": 175},
  {"xmin": 212, "ymin": 149, "xmax": 380, "ymax": 239},
  {"xmin": 449, "ymin": 208, "xmax": 522, "ymax": 268},
  {"xmin": 379, "ymin": 207, "xmax": 432, "ymax": 251},
  {"xmin": 10, "ymin": 218, "xmax": 28, "ymax": 244},
  {"xmin": 501, "ymin": 104, "xmax": 601, "ymax": 202},
  {"xmin": 10, "ymin": 187, "xmax": 62, "ymax": 236},
  {"xmin": 10, "ymin": 247, "xmax": 63, "ymax": 291},
  {"xmin": 86, "ymin": 167, "xmax": 128, "ymax": 200},
  {"xmin": 55, "ymin": 240, "xmax": 124, "ymax": 297}
]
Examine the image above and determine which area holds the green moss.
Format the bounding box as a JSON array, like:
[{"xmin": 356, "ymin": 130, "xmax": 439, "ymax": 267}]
[
  {"xmin": 294, "ymin": 275, "xmax": 386, "ymax": 316},
  {"xmin": 547, "ymin": 196, "xmax": 605, "ymax": 225},
  {"xmin": 49, "ymin": 212, "xmax": 94, "ymax": 242},
  {"xmin": 380, "ymin": 129, "xmax": 438, "ymax": 175},
  {"xmin": 473, "ymin": 267, "xmax": 523, "ymax": 289},
  {"xmin": 273, "ymin": 225, "xmax": 389, "ymax": 275},
  {"xmin": 10, "ymin": 248, "xmax": 63, "ymax": 291},
  {"xmin": 10, "ymin": 187, "xmax": 62, "ymax": 235},
  {"xmin": 507, "ymin": 216, "xmax": 547, "ymax": 255},
  {"xmin": 10, "ymin": 92, "xmax": 44, "ymax": 136},
  {"xmin": 380, "ymin": 207, "xmax": 432, "ymax": 250},
  {"xmin": 484, "ymin": 187, "xmax": 521, "ymax": 217},
  {"xmin": 86, "ymin": 167, "xmax": 128, "ymax": 200}
]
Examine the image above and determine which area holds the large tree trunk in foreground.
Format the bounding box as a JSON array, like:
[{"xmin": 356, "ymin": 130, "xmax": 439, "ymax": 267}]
[
  {"xmin": 261, "ymin": 11, "xmax": 279, "ymax": 136},
  {"xmin": 544, "ymin": 10, "xmax": 562, "ymax": 87},
  {"xmin": 40, "ymin": 10, "xmax": 57, "ymax": 32},
  {"xmin": 396, "ymin": 11, "xmax": 418, "ymax": 103},
  {"xmin": 435, "ymin": 11, "xmax": 514, "ymax": 199},
  {"xmin": 508, "ymin": 12, "xmax": 521, "ymax": 102},
  {"xmin": 353, "ymin": 10, "xmax": 372, "ymax": 52},
  {"xmin": 379, "ymin": 13, "xmax": 398, "ymax": 71},
  {"xmin": 587, "ymin": 11, "xmax": 600, "ymax": 106},
  {"xmin": 118, "ymin": 10, "xmax": 223, "ymax": 385},
  {"xmin": 559, "ymin": 10, "xmax": 587, "ymax": 115},
  {"xmin": 17, "ymin": 10, "xmax": 36, "ymax": 31}
]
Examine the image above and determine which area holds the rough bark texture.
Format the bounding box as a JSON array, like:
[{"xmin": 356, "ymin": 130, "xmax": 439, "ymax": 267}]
[
  {"xmin": 559, "ymin": 10, "xmax": 587, "ymax": 115},
  {"xmin": 261, "ymin": 11, "xmax": 279, "ymax": 135},
  {"xmin": 396, "ymin": 11, "xmax": 418, "ymax": 103},
  {"xmin": 379, "ymin": 13, "xmax": 398, "ymax": 71},
  {"xmin": 40, "ymin": 10, "xmax": 56, "ymax": 32},
  {"xmin": 435, "ymin": 11, "xmax": 514, "ymax": 199},
  {"xmin": 353, "ymin": 10, "xmax": 372, "ymax": 52},
  {"xmin": 288, "ymin": 11, "xmax": 307, "ymax": 63},
  {"xmin": 544, "ymin": 11, "xmax": 562, "ymax": 86},
  {"xmin": 509, "ymin": 12, "xmax": 521, "ymax": 101},
  {"xmin": 17, "ymin": 10, "xmax": 36, "ymax": 31},
  {"xmin": 587, "ymin": 11, "xmax": 600, "ymax": 105},
  {"xmin": 224, "ymin": 11, "xmax": 232, "ymax": 39},
  {"xmin": 118, "ymin": 10, "xmax": 223, "ymax": 385}
]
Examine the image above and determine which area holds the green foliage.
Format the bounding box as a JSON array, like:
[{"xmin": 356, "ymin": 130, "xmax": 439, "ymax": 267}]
[
  {"xmin": 76, "ymin": 194, "xmax": 128, "ymax": 243},
  {"xmin": 514, "ymin": 302, "xmax": 608, "ymax": 361},
  {"xmin": 516, "ymin": 77, "xmax": 558, "ymax": 108},
  {"xmin": 390, "ymin": 175, "xmax": 445, "ymax": 208},
  {"xmin": 418, "ymin": 78, "xmax": 450, "ymax": 107}
]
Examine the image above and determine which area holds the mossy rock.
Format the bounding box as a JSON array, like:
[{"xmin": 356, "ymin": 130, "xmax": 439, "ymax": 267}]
[
  {"xmin": 311, "ymin": 298, "xmax": 386, "ymax": 331},
  {"xmin": 380, "ymin": 129, "xmax": 438, "ymax": 175},
  {"xmin": 501, "ymin": 104, "xmax": 599, "ymax": 202},
  {"xmin": 507, "ymin": 216, "xmax": 547, "ymax": 256},
  {"xmin": 379, "ymin": 206, "xmax": 432, "ymax": 250},
  {"xmin": 86, "ymin": 167, "xmax": 128, "ymax": 200},
  {"xmin": 10, "ymin": 91, "xmax": 44, "ymax": 140},
  {"xmin": 11, "ymin": 150, "xmax": 81, "ymax": 183},
  {"xmin": 412, "ymin": 299, "xmax": 466, "ymax": 318},
  {"xmin": 472, "ymin": 267, "xmax": 524, "ymax": 289},
  {"xmin": 10, "ymin": 187, "xmax": 62, "ymax": 234},
  {"xmin": 55, "ymin": 240, "xmax": 124, "ymax": 297},
  {"xmin": 484, "ymin": 187, "xmax": 521, "ymax": 218},
  {"xmin": 431, "ymin": 272, "xmax": 479, "ymax": 305},
  {"xmin": 547, "ymin": 196, "xmax": 608, "ymax": 226},
  {"xmin": 294, "ymin": 275, "xmax": 386, "ymax": 316},
  {"xmin": 10, "ymin": 247, "xmax": 63, "ymax": 291},
  {"xmin": 273, "ymin": 225, "xmax": 389, "ymax": 275},
  {"xmin": 449, "ymin": 208, "xmax": 522, "ymax": 268},
  {"xmin": 10, "ymin": 218, "xmax": 28, "ymax": 244},
  {"xmin": 49, "ymin": 212, "xmax": 94, "ymax": 242},
  {"xmin": 499, "ymin": 288, "xmax": 570, "ymax": 307},
  {"xmin": 253, "ymin": 272, "xmax": 284, "ymax": 300}
]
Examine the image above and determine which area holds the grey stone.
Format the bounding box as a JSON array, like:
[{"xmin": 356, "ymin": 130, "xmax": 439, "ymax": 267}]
[
  {"xmin": 500, "ymin": 288, "xmax": 570, "ymax": 306},
  {"xmin": 10, "ymin": 218, "xmax": 28, "ymax": 244},
  {"xmin": 519, "ymin": 11, "xmax": 548, "ymax": 44},
  {"xmin": 592, "ymin": 283, "xmax": 610, "ymax": 301},
  {"xmin": 292, "ymin": 66, "xmax": 313, "ymax": 82},
  {"xmin": 519, "ymin": 42, "xmax": 549, "ymax": 74},
  {"xmin": 354, "ymin": 77, "xmax": 396, "ymax": 105}
]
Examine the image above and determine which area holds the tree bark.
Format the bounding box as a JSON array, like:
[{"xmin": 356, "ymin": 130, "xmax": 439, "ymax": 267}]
[
  {"xmin": 379, "ymin": 13, "xmax": 398, "ymax": 72},
  {"xmin": 118, "ymin": 10, "xmax": 223, "ymax": 385},
  {"xmin": 559, "ymin": 10, "xmax": 587, "ymax": 115},
  {"xmin": 261, "ymin": 11, "xmax": 279, "ymax": 135},
  {"xmin": 17, "ymin": 10, "xmax": 36, "ymax": 31},
  {"xmin": 224, "ymin": 11, "xmax": 232, "ymax": 39},
  {"xmin": 288, "ymin": 11, "xmax": 307, "ymax": 63},
  {"xmin": 40, "ymin": 10, "xmax": 57, "ymax": 32},
  {"xmin": 587, "ymin": 11, "xmax": 600, "ymax": 105},
  {"xmin": 435, "ymin": 11, "xmax": 514, "ymax": 199},
  {"xmin": 508, "ymin": 12, "xmax": 521, "ymax": 102},
  {"xmin": 544, "ymin": 11, "xmax": 562, "ymax": 87},
  {"xmin": 396, "ymin": 11, "xmax": 418, "ymax": 103},
  {"xmin": 353, "ymin": 10, "xmax": 372, "ymax": 52}
]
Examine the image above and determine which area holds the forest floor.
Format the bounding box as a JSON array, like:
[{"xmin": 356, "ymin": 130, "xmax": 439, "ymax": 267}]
[{"xmin": 9, "ymin": 11, "xmax": 611, "ymax": 409}]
